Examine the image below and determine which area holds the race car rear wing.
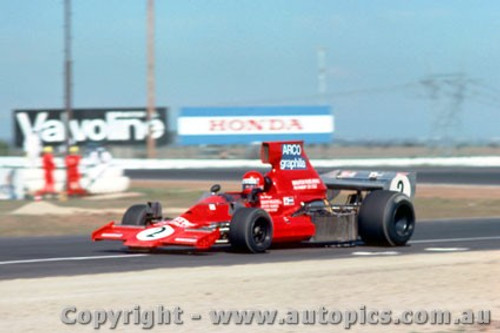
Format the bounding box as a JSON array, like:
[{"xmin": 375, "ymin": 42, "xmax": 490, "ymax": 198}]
[{"xmin": 320, "ymin": 170, "xmax": 416, "ymax": 199}]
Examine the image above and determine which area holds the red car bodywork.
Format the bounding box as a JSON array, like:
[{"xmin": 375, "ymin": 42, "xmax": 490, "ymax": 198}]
[{"xmin": 92, "ymin": 141, "xmax": 341, "ymax": 249}]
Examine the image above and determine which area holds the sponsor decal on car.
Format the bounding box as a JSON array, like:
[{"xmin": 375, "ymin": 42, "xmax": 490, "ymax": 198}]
[
  {"xmin": 369, "ymin": 171, "xmax": 384, "ymax": 179},
  {"xmin": 283, "ymin": 196, "xmax": 295, "ymax": 206},
  {"xmin": 174, "ymin": 237, "xmax": 198, "ymax": 243},
  {"xmin": 101, "ymin": 233, "xmax": 123, "ymax": 238},
  {"xmin": 260, "ymin": 195, "xmax": 282, "ymax": 212},
  {"xmin": 280, "ymin": 144, "xmax": 306, "ymax": 170},
  {"xmin": 337, "ymin": 171, "xmax": 357, "ymax": 178},
  {"xmin": 169, "ymin": 217, "xmax": 197, "ymax": 228},
  {"xmin": 292, "ymin": 178, "xmax": 321, "ymax": 190}
]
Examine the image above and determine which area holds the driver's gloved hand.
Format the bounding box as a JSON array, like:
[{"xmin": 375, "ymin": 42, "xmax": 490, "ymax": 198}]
[{"xmin": 249, "ymin": 188, "xmax": 263, "ymax": 203}]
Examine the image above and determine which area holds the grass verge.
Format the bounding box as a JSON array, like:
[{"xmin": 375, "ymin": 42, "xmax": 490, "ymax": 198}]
[{"xmin": 0, "ymin": 181, "xmax": 499, "ymax": 237}]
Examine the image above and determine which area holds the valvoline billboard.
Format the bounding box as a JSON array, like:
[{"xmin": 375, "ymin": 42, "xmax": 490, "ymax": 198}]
[
  {"xmin": 13, "ymin": 107, "xmax": 169, "ymax": 147},
  {"xmin": 177, "ymin": 106, "xmax": 334, "ymax": 145}
]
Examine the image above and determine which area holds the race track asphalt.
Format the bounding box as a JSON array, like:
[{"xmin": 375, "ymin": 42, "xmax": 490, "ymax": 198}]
[
  {"xmin": 125, "ymin": 167, "xmax": 500, "ymax": 185},
  {"xmin": 1, "ymin": 167, "xmax": 499, "ymax": 280},
  {"xmin": 1, "ymin": 218, "xmax": 499, "ymax": 280}
]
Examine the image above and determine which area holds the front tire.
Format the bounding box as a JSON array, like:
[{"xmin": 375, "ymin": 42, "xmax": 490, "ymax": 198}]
[
  {"xmin": 121, "ymin": 204, "xmax": 149, "ymax": 226},
  {"xmin": 358, "ymin": 190, "xmax": 415, "ymax": 246},
  {"xmin": 229, "ymin": 208, "xmax": 273, "ymax": 253}
]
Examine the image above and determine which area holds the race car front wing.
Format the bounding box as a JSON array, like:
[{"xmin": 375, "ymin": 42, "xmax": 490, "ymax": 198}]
[{"xmin": 91, "ymin": 222, "xmax": 221, "ymax": 250}]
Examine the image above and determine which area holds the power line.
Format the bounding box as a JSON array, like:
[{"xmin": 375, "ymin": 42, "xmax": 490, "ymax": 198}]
[
  {"xmin": 419, "ymin": 73, "xmax": 472, "ymax": 150},
  {"xmin": 471, "ymin": 81, "xmax": 500, "ymax": 95},
  {"xmin": 199, "ymin": 81, "xmax": 419, "ymax": 107}
]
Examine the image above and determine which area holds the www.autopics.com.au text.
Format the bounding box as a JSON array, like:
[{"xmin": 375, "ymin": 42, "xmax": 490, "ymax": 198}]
[{"xmin": 60, "ymin": 305, "xmax": 491, "ymax": 329}]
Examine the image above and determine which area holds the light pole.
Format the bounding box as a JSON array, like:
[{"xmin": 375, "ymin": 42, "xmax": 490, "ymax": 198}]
[
  {"xmin": 317, "ymin": 47, "xmax": 327, "ymax": 105},
  {"xmin": 64, "ymin": 0, "xmax": 73, "ymax": 150},
  {"xmin": 146, "ymin": 0, "xmax": 156, "ymax": 158}
]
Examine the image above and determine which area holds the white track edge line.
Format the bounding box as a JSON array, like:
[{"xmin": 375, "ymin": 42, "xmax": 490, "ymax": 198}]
[
  {"xmin": 0, "ymin": 254, "xmax": 149, "ymax": 265},
  {"xmin": 1, "ymin": 236, "xmax": 499, "ymax": 266},
  {"xmin": 409, "ymin": 236, "xmax": 500, "ymax": 244}
]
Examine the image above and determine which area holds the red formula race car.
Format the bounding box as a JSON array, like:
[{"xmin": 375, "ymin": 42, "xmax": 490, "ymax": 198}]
[{"xmin": 92, "ymin": 141, "xmax": 416, "ymax": 253}]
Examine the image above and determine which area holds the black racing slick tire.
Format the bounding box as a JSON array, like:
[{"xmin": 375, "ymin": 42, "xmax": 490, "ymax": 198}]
[
  {"xmin": 229, "ymin": 208, "xmax": 273, "ymax": 253},
  {"xmin": 358, "ymin": 190, "xmax": 415, "ymax": 246},
  {"xmin": 121, "ymin": 204, "xmax": 149, "ymax": 226}
]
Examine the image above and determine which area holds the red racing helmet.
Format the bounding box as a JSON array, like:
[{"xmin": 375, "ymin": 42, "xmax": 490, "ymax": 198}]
[{"xmin": 241, "ymin": 171, "xmax": 265, "ymax": 194}]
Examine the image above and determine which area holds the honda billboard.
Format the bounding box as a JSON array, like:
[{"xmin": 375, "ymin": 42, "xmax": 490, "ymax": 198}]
[{"xmin": 177, "ymin": 106, "xmax": 334, "ymax": 145}]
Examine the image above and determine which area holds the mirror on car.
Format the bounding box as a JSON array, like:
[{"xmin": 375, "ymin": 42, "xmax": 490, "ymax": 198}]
[{"xmin": 210, "ymin": 184, "xmax": 221, "ymax": 194}]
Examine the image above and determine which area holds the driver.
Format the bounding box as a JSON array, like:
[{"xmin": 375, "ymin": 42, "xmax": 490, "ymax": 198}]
[{"xmin": 241, "ymin": 171, "xmax": 265, "ymax": 202}]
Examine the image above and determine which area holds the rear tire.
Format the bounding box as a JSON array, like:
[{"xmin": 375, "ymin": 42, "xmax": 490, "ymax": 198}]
[
  {"xmin": 229, "ymin": 208, "xmax": 273, "ymax": 253},
  {"xmin": 121, "ymin": 204, "xmax": 149, "ymax": 226},
  {"xmin": 358, "ymin": 190, "xmax": 415, "ymax": 246}
]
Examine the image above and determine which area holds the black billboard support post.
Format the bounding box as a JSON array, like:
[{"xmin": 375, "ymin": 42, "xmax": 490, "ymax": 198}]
[
  {"xmin": 64, "ymin": 0, "xmax": 73, "ymax": 152},
  {"xmin": 146, "ymin": 0, "xmax": 156, "ymax": 158}
]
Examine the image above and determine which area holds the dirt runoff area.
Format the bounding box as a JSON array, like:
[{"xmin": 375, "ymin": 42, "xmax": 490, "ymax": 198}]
[{"xmin": 0, "ymin": 250, "xmax": 498, "ymax": 333}]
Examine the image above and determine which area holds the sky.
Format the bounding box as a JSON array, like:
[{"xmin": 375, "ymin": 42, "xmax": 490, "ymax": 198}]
[{"xmin": 1, "ymin": 0, "xmax": 500, "ymax": 144}]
